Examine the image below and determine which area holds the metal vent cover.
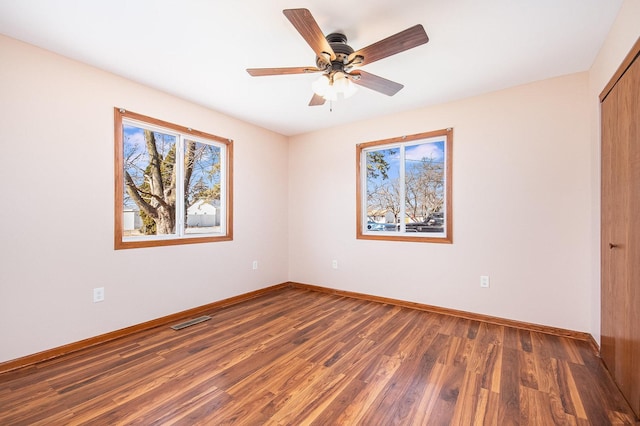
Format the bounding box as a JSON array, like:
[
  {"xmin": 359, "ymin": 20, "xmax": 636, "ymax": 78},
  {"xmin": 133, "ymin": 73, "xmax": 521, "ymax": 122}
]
[{"xmin": 170, "ymin": 315, "xmax": 212, "ymax": 330}]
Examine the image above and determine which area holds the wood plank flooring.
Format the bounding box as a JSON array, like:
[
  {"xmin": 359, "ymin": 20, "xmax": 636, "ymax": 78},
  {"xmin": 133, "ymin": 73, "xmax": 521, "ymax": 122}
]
[{"xmin": 0, "ymin": 287, "xmax": 637, "ymax": 425}]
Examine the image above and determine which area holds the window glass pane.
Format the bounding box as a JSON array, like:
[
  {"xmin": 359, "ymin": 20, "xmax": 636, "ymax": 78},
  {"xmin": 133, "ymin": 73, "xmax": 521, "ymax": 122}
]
[
  {"xmin": 365, "ymin": 148, "xmax": 400, "ymax": 232},
  {"xmin": 184, "ymin": 140, "xmax": 222, "ymax": 235},
  {"xmin": 404, "ymin": 141, "xmax": 445, "ymax": 233},
  {"xmin": 122, "ymin": 124, "xmax": 177, "ymax": 237}
]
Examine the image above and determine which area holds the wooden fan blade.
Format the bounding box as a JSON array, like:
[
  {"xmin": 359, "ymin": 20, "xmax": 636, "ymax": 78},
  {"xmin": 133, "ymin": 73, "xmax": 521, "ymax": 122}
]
[
  {"xmin": 283, "ymin": 9, "xmax": 336, "ymax": 62},
  {"xmin": 349, "ymin": 70, "xmax": 404, "ymax": 96},
  {"xmin": 349, "ymin": 24, "xmax": 428, "ymax": 67},
  {"xmin": 246, "ymin": 67, "xmax": 322, "ymax": 76},
  {"xmin": 309, "ymin": 93, "xmax": 326, "ymax": 106}
]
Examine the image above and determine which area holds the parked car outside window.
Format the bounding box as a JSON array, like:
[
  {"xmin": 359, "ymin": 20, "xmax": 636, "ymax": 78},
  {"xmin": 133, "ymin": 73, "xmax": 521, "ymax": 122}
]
[{"xmin": 367, "ymin": 221, "xmax": 397, "ymax": 232}]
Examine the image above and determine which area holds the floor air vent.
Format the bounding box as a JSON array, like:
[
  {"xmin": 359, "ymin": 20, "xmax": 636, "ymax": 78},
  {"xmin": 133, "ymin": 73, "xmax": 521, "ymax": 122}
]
[{"xmin": 170, "ymin": 315, "xmax": 212, "ymax": 330}]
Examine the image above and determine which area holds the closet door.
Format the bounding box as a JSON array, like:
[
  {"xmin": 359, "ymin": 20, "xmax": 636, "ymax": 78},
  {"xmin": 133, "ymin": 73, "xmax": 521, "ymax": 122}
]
[{"xmin": 600, "ymin": 40, "xmax": 640, "ymax": 417}]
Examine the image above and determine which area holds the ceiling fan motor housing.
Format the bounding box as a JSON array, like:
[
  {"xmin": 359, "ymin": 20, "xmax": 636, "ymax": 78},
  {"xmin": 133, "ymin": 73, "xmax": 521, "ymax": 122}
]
[{"xmin": 317, "ymin": 33, "xmax": 354, "ymax": 72}]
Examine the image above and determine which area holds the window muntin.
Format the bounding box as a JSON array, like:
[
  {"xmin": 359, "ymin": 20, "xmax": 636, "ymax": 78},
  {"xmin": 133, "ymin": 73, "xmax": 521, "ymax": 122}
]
[
  {"xmin": 357, "ymin": 129, "xmax": 452, "ymax": 243},
  {"xmin": 115, "ymin": 108, "xmax": 233, "ymax": 249}
]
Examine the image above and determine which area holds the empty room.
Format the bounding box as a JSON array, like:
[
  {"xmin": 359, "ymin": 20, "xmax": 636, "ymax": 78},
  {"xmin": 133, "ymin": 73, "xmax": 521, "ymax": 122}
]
[{"xmin": 0, "ymin": 0, "xmax": 639, "ymax": 424}]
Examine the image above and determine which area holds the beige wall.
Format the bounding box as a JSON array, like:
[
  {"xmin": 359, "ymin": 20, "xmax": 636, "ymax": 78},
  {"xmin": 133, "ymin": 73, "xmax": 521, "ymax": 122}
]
[
  {"xmin": 289, "ymin": 73, "xmax": 592, "ymax": 332},
  {"xmin": 587, "ymin": 0, "xmax": 640, "ymax": 344},
  {"xmin": 0, "ymin": 35, "xmax": 290, "ymax": 363}
]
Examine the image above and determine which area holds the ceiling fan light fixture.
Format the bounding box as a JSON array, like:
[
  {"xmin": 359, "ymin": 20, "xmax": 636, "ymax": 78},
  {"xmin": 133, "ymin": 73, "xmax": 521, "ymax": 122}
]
[
  {"xmin": 311, "ymin": 74, "xmax": 330, "ymax": 96},
  {"xmin": 333, "ymin": 72, "xmax": 357, "ymax": 99},
  {"xmin": 312, "ymin": 72, "xmax": 357, "ymax": 101}
]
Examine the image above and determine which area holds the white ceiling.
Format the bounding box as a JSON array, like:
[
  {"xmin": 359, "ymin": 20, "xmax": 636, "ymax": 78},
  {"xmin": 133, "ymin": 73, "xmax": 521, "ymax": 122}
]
[{"xmin": 0, "ymin": 0, "xmax": 622, "ymax": 136}]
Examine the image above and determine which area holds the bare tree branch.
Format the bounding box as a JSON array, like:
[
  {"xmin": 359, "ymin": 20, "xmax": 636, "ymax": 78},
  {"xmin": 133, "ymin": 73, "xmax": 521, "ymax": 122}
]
[{"xmin": 124, "ymin": 171, "xmax": 157, "ymax": 219}]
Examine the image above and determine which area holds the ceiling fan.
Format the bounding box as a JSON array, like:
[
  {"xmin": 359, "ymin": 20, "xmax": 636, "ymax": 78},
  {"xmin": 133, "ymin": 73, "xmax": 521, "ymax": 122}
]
[{"xmin": 246, "ymin": 8, "xmax": 429, "ymax": 106}]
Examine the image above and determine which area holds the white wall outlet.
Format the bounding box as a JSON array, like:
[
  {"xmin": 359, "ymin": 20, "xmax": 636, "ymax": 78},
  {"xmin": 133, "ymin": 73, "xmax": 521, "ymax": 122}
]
[
  {"xmin": 480, "ymin": 276, "xmax": 490, "ymax": 288},
  {"xmin": 332, "ymin": 260, "xmax": 338, "ymax": 269},
  {"xmin": 252, "ymin": 260, "xmax": 258, "ymax": 270},
  {"xmin": 93, "ymin": 287, "xmax": 105, "ymax": 302}
]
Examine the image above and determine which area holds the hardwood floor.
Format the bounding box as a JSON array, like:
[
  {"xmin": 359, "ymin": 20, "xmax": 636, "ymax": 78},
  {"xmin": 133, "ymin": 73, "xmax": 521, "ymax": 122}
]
[{"xmin": 0, "ymin": 287, "xmax": 637, "ymax": 425}]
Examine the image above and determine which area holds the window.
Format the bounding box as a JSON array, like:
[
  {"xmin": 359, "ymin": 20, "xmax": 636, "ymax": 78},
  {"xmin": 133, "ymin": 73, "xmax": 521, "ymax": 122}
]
[
  {"xmin": 356, "ymin": 128, "xmax": 452, "ymax": 243},
  {"xmin": 114, "ymin": 108, "xmax": 233, "ymax": 249}
]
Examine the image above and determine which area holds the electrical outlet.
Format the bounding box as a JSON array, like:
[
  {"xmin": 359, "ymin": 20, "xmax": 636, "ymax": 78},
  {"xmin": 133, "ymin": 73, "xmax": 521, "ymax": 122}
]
[
  {"xmin": 480, "ymin": 276, "xmax": 490, "ymax": 288},
  {"xmin": 93, "ymin": 287, "xmax": 105, "ymax": 302},
  {"xmin": 332, "ymin": 260, "xmax": 338, "ymax": 269},
  {"xmin": 252, "ymin": 260, "xmax": 258, "ymax": 270}
]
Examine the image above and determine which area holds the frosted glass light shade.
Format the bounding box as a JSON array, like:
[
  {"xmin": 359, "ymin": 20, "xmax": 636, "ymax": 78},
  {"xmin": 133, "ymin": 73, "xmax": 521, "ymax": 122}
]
[{"xmin": 312, "ymin": 72, "xmax": 357, "ymax": 101}]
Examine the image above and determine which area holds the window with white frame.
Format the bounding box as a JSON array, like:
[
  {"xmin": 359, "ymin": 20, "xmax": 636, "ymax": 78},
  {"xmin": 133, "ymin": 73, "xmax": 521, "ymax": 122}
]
[
  {"xmin": 356, "ymin": 128, "xmax": 452, "ymax": 243},
  {"xmin": 114, "ymin": 108, "xmax": 233, "ymax": 249}
]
